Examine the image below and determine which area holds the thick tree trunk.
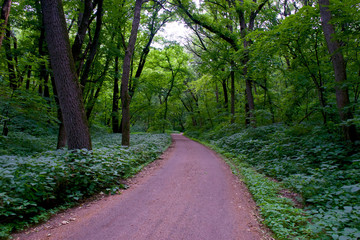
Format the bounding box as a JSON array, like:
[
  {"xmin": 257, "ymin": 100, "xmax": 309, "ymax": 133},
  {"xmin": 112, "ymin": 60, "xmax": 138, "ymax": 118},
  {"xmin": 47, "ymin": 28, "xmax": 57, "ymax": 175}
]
[
  {"xmin": 51, "ymin": 76, "xmax": 67, "ymax": 149},
  {"xmin": 57, "ymin": 115, "xmax": 67, "ymax": 149},
  {"xmin": 319, "ymin": 0, "xmax": 358, "ymax": 142},
  {"xmin": 0, "ymin": 0, "xmax": 11, "ymax": 49},
  {"xmin": 41, "ymin": 0, "xmax": 91, "ymax": 150},
  {"xmin": 112, "ymin": 54, "xmax": 120, "ymax": 133},
  {"xmin": 121, "ymin": 0, "xmax": 143, "ymax": 146}
]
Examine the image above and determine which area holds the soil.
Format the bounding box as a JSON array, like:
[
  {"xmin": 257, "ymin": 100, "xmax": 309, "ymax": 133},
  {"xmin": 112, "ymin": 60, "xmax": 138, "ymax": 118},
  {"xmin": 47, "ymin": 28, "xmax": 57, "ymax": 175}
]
[{"xmin": 12, "ymin": 134, "xmax": 273, "ymax": 240}]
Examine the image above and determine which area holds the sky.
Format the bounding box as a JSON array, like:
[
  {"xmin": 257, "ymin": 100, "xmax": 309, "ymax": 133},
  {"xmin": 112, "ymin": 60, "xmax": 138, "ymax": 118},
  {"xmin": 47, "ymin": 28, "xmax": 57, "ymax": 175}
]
[
  {"xmin": 155, "ymin": 0, "xmax": 201, "ymax": 46},
  {"xmin": 158, "ymin": 21, "xmax": 190, "ymax": 45}
]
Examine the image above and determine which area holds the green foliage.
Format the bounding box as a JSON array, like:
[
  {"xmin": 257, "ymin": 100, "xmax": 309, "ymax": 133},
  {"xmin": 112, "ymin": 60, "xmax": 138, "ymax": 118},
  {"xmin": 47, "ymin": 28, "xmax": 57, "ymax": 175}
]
[
  {"xmin": 0, "ymin": 132, "xmax": 58, "ymax": 156},
  {"xmin": 187, "ymin": 124, "xmax": 360, "ymax": 239},
  {"xmin": 0, "ymin": 133, "xmax": 171, "ymax": 238},
  {"xmin": 0, "ymin": 80, "xmax": 58, "ymax": 137}
]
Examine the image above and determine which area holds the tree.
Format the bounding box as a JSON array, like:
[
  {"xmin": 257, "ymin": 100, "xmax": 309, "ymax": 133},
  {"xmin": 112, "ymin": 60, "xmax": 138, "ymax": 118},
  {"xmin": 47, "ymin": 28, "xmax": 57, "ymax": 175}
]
[
  {"xmin": 121, "ymin": 0, "xmax": 144, "ymax": 146},
  {"xmin": 175, "ymin": 0, "xmax": 270, "ymax": 126},
  {"xmin": 319, "ymin": 0, "xmax": 358, "ymax": 142},
  {"xmin": 41, "ymin": 0, "xmax": 92, "ymax": 150}
]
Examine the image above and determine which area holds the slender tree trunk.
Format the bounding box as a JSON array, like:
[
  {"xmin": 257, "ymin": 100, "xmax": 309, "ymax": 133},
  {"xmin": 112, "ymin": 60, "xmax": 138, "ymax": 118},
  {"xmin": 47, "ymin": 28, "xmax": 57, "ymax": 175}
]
[
  {"xmin": 25, "ymin": 65, "xmax": 31, "ymax": 90},
  {"xmin": 222, "ymin": 78, "xmax": 228, "ymax": 110},
  {"xmin": 0, "ymin": 0, "xmax": 11, "ymax": 49},
  {"xmin": 230, "ymin": 68, "xmax": 235, "ymax": 123},
  {"xmin": 85, "ymin": 85, "xmax": 102, "ymax": 119},
  {"xmin": 245, "ymin": 90, "xmax": 250, "ymax": 125},
  {"xmin": 72, "ymin": 0, "xmax": 94, "ymax": 68},
  {"xmin": 5, "ymin": 26, "xmax": 16, "ymax": 90},
  {"xmin": 121, "ymin": 0, "xmax": 143, "ymax": 146},
  {"xmin": 112, "ymin": 53, "xmax": 120, "ymax": 133},
  {"xmin": 41, "ymin": 0, "xmax": 91, "ymax": 150},
  {"xmin": 85, "ymin": 57, "xmax": 110, "ymax": 120},
  {"xmin": 319, "ymin": 0, "xmax": 358, "ymax": 142},
  {"xmin": 38, "ymin": 15, "xmax": 50, "ymax": 97},
  {"xmin": 79, "ymin": 0, "xmax": 103, "ymax": 91},
  {"xmin": 245, "ymin": 77, "xmax": 255, "ymax": 125}
]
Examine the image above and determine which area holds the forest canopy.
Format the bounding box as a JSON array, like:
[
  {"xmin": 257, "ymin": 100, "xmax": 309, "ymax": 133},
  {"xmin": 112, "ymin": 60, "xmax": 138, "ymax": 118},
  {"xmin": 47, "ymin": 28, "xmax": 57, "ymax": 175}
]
[{"xmin": 0, "ymin": 0, "xmax": 359, "ymax": 148}]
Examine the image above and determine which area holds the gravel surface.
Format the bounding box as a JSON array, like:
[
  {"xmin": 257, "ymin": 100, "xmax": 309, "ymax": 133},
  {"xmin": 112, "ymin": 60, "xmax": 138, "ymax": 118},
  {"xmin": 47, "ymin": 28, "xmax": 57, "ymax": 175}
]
[{"xmin": 13, "ymin": 134, "xmax": 271, "ymax": 240}]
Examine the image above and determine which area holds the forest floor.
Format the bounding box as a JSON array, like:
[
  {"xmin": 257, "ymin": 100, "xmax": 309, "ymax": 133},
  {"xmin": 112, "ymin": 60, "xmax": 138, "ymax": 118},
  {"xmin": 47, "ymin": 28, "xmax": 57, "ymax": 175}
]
[{"xmin": 12, "ymin": 134, "xmax": 272, "ymax": 240}]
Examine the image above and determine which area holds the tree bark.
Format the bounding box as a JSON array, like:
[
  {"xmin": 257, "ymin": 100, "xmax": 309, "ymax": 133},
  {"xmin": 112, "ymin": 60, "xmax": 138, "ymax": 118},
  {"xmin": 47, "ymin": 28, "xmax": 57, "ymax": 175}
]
[
  {"xmin": 245, "ymin": 77, "xmax": 255, "ymax": 125},
  {"xmin": 230, "ymin": 65, "xmax": 235, "ymax": 123},
  {"xmin": 41, "ymin": 0, "xmax": 92, "ymax": 150},
  {"xmin": 0, "ymin": 0, "xmax": 11, "ymax": 49},
  {"xmin": 121, "ymin": 0, "xmax": 143, "ymax": 146},
  {"xmin": 222, "ymin": 78, "xmax": 228, "ymax": 110},
  {"xmin": 112, "ymin": 52, "xmax": 120, "ymax": 133},
  {"xmin": 51, "ymin": 75, "xmax": 67, "ymax": 149},
  {"xmin": 72, "ymin": 0, "xmax": 94, "ymax": 67},
  {"xmin": 319, "ymin": 0, "xmax": 358, "ymax": 142}
]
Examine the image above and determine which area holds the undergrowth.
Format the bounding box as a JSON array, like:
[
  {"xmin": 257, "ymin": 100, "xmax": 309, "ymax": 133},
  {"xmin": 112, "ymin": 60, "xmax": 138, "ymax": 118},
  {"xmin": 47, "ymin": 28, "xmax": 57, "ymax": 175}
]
[
  {"xmin": 0, "ymin": 133, "xmax": 171, "ymax": 239},
  {"xmin": 187, "ymin": 124, "xmax": 360, "ymax": 240}
]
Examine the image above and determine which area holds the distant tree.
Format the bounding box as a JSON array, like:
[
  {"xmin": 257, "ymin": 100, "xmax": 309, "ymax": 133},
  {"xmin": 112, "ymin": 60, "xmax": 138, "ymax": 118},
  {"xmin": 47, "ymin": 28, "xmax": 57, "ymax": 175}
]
[
  {"xmin": 41, "ymin": 0, "xmax": 92, "ymax": 150},
  {"xmin": 319, "ymin": 0, "xmax": 358, "ymax": 142}
]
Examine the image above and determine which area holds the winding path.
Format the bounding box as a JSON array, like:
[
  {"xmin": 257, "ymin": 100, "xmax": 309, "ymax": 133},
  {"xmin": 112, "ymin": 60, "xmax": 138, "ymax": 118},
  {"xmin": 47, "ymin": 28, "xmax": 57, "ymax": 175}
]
[{"xmin": 15, "ymin": 134, "xmax": 268, "ymax": 240}]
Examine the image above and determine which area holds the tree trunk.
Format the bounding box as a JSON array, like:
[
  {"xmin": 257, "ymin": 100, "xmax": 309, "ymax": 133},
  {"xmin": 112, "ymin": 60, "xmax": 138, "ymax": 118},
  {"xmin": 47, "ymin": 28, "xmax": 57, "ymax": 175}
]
[
  {"xmin": 79, "ymin": 0, "xmax": 103, "ymax": 91},
  {"xmin": 5, "ymin": 26, "xmax": 16, "ymax": 89},
  {"xmin": 41, "ymin": 0, "xmax": 91, "ymax": 150},
  {"xmin": 121, "ymin": 0, "xmax": 143, "ymax": 146},
  {"xmin": 0, "ymin": 0, "xmax": 11, "ymax": 49},
  {"xmin": 244, "ymin": 90, "xmax": 250, "ymax": 125},
  {"xmin": 112, "ymin": 53, "xmax": 120, "ymax": 133},
  {"xmin": 51, "ymin": 75, "xmax": 67, "ymax": 149},
  {"xmin": 57, "ymin": 115, "xmax": 67, "ymax": 149},
  {"xmin": 72, "ymin": 0, "xmax": 94, "ymax": 68},
  {"xmin": 319, "ymin": 0, "xmax": 358, "ymax": 142},
  {"xmin": 85, "ymin": 56, "xmax": 110, "ymax": 120},
  {"xmin": 222, "ymin": 78, "xmax": 228, "ymax": 111},
  {"xmin": 230, "ymin": 68, "xmax": 235, "ymax": 123},
  {"xmin": 245, "ymin": 77, "xmax": 255, "ymax": 126}
]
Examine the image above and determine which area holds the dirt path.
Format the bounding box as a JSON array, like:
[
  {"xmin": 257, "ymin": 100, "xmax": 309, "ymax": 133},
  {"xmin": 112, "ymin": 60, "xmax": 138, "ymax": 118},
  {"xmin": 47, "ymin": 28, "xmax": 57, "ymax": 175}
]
[{"xmin": 14, "ymin": 134, "xmax": 270, "ymax": 240}]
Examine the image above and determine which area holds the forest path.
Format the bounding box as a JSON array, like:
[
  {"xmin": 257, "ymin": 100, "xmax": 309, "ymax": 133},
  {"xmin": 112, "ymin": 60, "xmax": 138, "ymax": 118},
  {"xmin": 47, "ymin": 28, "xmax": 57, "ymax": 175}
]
[{"xmin": 14, "ymin": 134, "xmax": 269, "ymax": 240}]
